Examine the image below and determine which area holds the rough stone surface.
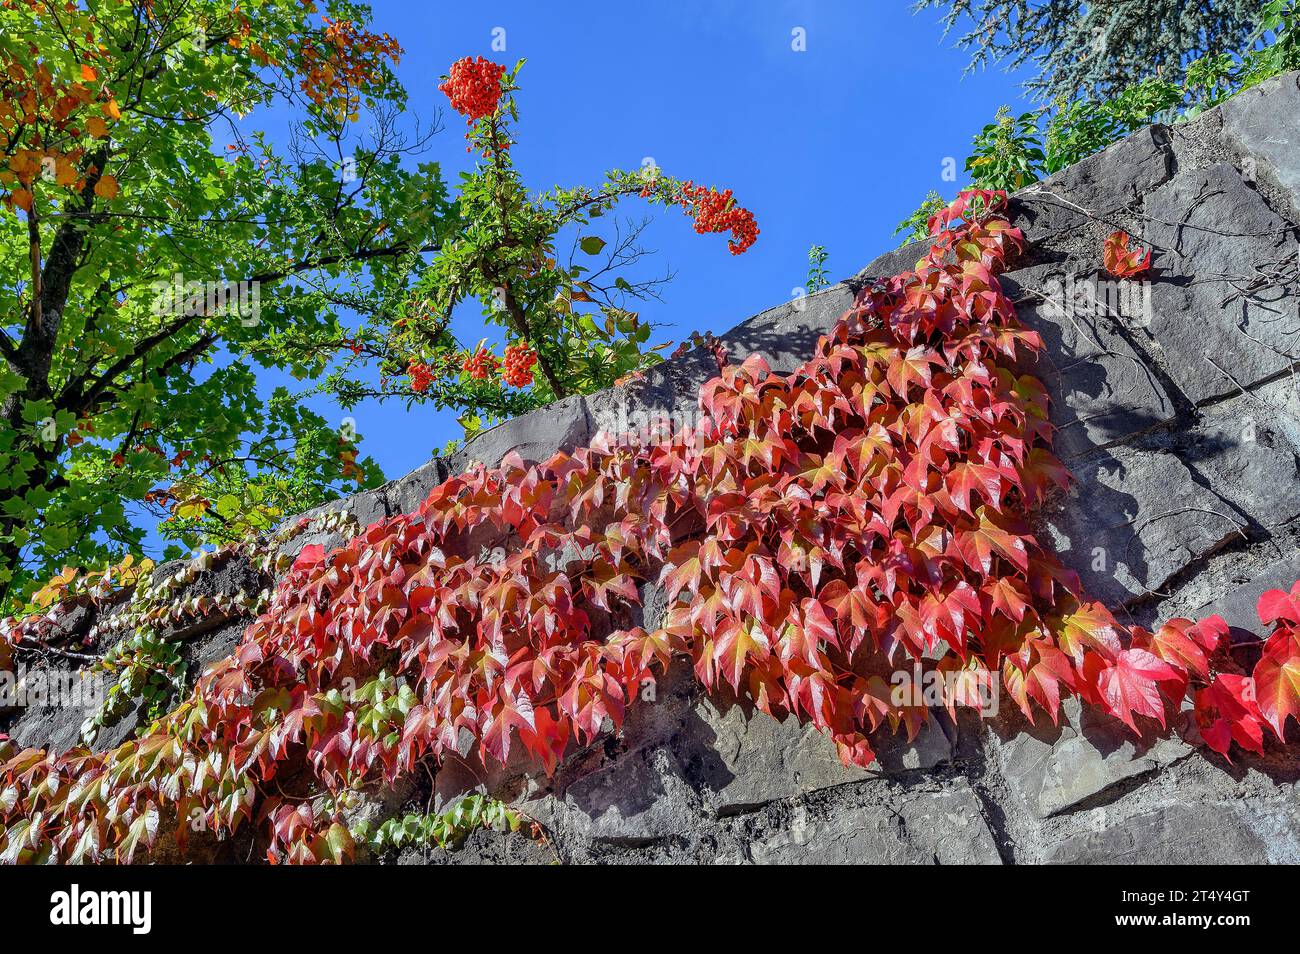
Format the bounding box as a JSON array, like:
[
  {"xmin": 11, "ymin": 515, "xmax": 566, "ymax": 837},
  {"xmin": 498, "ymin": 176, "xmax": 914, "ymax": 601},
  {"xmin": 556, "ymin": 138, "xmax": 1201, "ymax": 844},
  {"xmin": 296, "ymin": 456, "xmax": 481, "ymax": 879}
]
[
  {"xmin": 403, "ymin": 827, "xmax": 556, "ymax": 865},
  {"xmin": 991, "ymin": 698, "xmax": 1191, "ymax": 819},
  {"xmin": 1217, "ymin": 71, "xmax": 1300, "ymax": 219},
  {"xmin": 1040, "ymin": 443, "xmax": 1246, "ymax": 607},
  {"xmin": 1252, "ymin": 374, "xmax": 1300, "ymax": 455},
  {"xmin": 382, "ymin": 458, "xmax": 451, "ymax": 515},
  {"xmin": 735, "ymin": 782, "xmax": 1002, "ymax": 865},
  {"xmin": 454, "ymin": 393, "xmax": 591, "ymax": 469},
  {"xmin": 585, "ymin": 350, "xmax": 712, "ymax": 441},
  {"xmin": 1197, "ymin": 554, "xmax": 1300, "ymax": 642},
  {"xmin": 1141, "ymin": 161, "xmax": 1299, "ymax": 404},
  {"xmin": 527, "ymin": 745, "xmax": 699, "ymax": 846},
  {"xmin": 688, "ymin": 701, "xmax": 875, "ymax": 815},
  {"xmin": 1043, "ymin": 798, "xmax": 1300, "ymax": 864},
  {"xmin": 854, "ymin": 241, "xmax": 930, "ymax": 283},
  {"xmin": 1177, "ymin": 397, "xmax": 1300, "ymax": 529},
  {"xmin": 1003, "ymin": 265, "xmax": 1176, "ymax": 457},
  {"xmin": 1013, "ymin": 125, "xmax": 1176, "ymax": 243},
  {"xmin": 718, "ymin": 283, "xmax": 855, "ymax": 376}
]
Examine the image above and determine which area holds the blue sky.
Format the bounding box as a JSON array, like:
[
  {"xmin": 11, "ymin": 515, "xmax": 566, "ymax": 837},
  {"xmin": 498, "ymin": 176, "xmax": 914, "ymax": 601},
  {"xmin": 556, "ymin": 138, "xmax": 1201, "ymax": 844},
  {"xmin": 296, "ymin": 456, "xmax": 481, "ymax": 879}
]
[{"xmin": 228, "ymin": 1, "xmax": 1036, "ymax": 521}]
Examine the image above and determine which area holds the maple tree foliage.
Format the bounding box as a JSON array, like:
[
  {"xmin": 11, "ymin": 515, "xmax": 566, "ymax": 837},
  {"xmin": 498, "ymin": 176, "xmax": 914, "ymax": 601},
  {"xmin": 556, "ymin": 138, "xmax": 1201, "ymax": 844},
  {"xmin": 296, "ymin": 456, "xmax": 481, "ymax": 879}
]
[
  {"xmin": 0, "ymin": 0, "xmax": 421, "ymax": 606},
  {"xmin": 1, "ymin": 190, "xmax": 1295, "ymax": 864}
]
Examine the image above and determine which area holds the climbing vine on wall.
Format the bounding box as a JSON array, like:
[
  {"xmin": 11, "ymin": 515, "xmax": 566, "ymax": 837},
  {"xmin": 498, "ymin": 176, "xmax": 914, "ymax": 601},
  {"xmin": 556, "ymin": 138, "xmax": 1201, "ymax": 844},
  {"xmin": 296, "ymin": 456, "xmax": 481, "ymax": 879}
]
[{"xmin": 0, "ymin": 191, "xmax": 1295, "ymax": 864}]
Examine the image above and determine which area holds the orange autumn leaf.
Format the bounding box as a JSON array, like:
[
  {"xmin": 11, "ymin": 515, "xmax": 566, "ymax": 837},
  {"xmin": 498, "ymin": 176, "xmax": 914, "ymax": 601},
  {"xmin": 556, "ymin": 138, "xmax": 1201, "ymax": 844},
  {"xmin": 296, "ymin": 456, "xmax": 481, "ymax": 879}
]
[
  {"xmin": 10, "ymin": 188, "xmax": 33, "ymax": 211},
  {"xmin": 93, "ymin": 174, "xmax": 118, "ymax": 199},
  {"xmin": 86, "ymin": 116, "xmax": 109, "ymax": 138},
  {"xmin": 55, "ymin": 157, "xmax": 78, "ymax": 187},
  {"xmin": 79, "ymin": 64, "xmax": 97, "ymax": 81},
  {"xmin": 1102, "ymin": 230, "xmax": 1152, "ymax": 278},
  {"xmin": 102, "ymin": 98, "xmax": 121, "ymax": 120}
]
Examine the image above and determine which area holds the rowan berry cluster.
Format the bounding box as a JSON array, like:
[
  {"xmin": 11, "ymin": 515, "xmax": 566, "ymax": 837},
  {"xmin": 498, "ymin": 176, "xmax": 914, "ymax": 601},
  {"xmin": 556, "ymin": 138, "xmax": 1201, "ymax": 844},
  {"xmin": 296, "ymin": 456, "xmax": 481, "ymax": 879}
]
[
  {"xmin": 501, "ymin": 343, "xmax": 537, "ymax": 387},
  {"xmin": 407, "ymin": 361, "xmax": 435, "ymax": 393},
  {"xmin": 678, "ymin": 182, "xmax": 759, "ymax": 254},
  {"xmin": 438, "ymin": 56, "xmax": 505, "ymax": 125},
  {"xmin": 461, "ymin": 346, "xmax": 500, "ymax": 380}
]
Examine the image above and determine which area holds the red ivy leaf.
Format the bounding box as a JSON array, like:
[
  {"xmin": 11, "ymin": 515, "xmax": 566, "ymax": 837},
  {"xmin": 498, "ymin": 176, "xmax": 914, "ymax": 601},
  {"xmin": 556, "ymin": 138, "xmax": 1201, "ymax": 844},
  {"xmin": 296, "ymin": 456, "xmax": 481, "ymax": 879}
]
[
  {"xmin": 1258, "ymin": 587, "xmax": 1300, "ymax": 626},
  {"xmin": 1095, "ymin": 648, "xmax": 1182, "ymax": 733},
  {"xmin": 1195, "ymin": 673, "xmax": 1266, "ymax": 760},
  {"xmin": 1253, "ymin": 625, "xmax": 1300, "ymax": 739},
  {"xmin": 291, "ymin": 543, "xmax": 326, "ymax": 573}
]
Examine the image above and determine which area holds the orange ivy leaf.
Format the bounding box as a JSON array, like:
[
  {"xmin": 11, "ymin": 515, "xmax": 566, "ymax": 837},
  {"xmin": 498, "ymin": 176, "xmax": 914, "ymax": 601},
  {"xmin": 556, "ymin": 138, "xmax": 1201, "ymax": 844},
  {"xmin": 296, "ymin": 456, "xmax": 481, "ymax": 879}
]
[
  {"xmin": 1102, "ymin": 230, "xmax": 1151, "ymax": 278},
  {"xmin": 1148, "ymin": 615, "xmax": 1224, "ymax": 681}
]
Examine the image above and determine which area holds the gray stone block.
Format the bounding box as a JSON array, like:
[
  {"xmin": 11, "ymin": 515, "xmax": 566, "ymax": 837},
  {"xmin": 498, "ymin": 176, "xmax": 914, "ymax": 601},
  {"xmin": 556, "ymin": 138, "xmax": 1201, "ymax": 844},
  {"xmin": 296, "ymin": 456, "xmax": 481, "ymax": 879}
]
[
  {"xmin": 382, "ymin": 457, "xmax": 450, "ymax": 516},
  {"xmin": 453, "ymin": 393, "xmax": 591, "ymax": 470},
  {"xmin": 1217, "ymin": 70, "xmax": 1300, "ymax": 219},
  {"xmin": 544, "ymin": 746, "xmax": 698, "ymax": 845},
  {"xmin": 1041, "ymin": 444, "xmax": 1246, "ymax": 606},
  {"xmin": 1043, "ymin": 798, "xmax": 1300, "ymax": 864},
  {"xmin": 6, "ymin": 690, "xmax": 118, "ymax": 754},
  {"xmin": 872, "ymin": 714, "xmax": 957, "ymax": 774},
  {"xmin": 691, "ymin": 701, "xmax": 871, "ymax": 815},
  {"xmin": 854, "ymin": 241, "xmax": 931, "ymax": 282},
  {"xmin": 1142, "ymin": 162, "xmax": 1300, "ymax": 403},
  {"xmin": 992, "ymin": 698, "xmax": 1190, "ymax": 819},
  {"xmin": 1196, "ymin": 554, "xmax": 1300, "ymax": 642},
  {"xmin": 617, "ymin": 660, "xmax": 699, "ymax": 753},
  {"xmin": 1180, "ymin": 398, "xmax": 1300, "ymax": 528},
  {"xmin": 1252, "ymin": 374, "xmax": 1300, "ymax": 457},
  {"xmin": 689, "ymin": 701, "xmax": 954, "ymax": 816},
  {"xmin": 1010, "ymin": 125, "xmax": 1175, "ymax": 243},
  {"xmin": 738, "ymin": 782, "xmax": 1002, "ymax": 864},
  {"xmin": 585, "ymin": 369, "xmax": 701, "ymax": 447},
  {"xmin": 717, "ymin": 283, "xmax": 854, "ymax": 376},
  {"xmin": 1058, "ymin": 124, "xmax": 1176, "ymax": 209},
  {"xmin": 1003, "ymin": 265, "xmax": 1175, "ymax": 457}
]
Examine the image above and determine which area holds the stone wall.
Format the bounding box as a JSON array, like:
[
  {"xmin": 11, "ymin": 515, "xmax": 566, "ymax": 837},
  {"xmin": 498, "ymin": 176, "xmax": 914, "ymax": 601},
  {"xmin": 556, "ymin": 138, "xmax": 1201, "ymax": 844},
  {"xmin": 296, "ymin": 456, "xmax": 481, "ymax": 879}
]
[{"xmin": 7, "ymin": 72, "xmax": 1300, "ymax": 864}]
